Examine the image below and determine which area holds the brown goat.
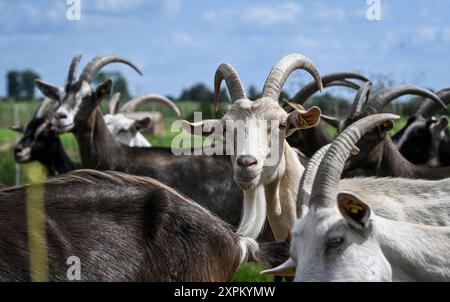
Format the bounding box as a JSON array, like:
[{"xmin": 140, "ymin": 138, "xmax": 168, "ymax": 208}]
[{"xmin": 0, "ymin": 170, "xmax": 287, "ymax": 281}]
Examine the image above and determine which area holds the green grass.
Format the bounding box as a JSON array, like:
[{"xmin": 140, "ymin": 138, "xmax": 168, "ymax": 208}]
[{"xmin": 233, "ymin": 263, "xmax": 274, "ymax": 282}]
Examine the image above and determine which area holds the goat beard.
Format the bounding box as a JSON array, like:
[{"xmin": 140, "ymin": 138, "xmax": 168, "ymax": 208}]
[{"xmin": 236, "ymin": 184, "xmax": 267, "ymax": 240}]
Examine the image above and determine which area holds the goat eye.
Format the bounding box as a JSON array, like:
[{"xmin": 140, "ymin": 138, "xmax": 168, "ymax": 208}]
[
  {"xmin": 279, "ymin": 123, "xmax": 287, "ymax": 129},
  {"xmin": 326, "ymin": 237, "xmax": 344, "ymax": 250}
]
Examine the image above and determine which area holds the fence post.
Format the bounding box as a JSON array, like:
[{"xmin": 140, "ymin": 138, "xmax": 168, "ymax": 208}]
[{"xmin": 14, "ymin": 100, "xmax": 21, "ymax": 185}]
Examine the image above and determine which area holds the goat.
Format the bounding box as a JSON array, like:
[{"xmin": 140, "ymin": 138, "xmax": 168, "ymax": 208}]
[
  {"xmin": 104, "ymin": 92, "xmax": 181, "ymax": 147},
  {"xmin": 285, "ymin": 72, "xmax": 368, "ymax": 157},
  {"xmin": 264, "ymin": 114, "xmax": 450, "ymax": 281},
  {"xmin": 10, "ymin": 98, "xmax": 80, "ymax": 176},
  {"xmin": 392, "ymin": 88, "xmax": 450, "ymax": 166},
  {"xmin": 0, "ymin": 170, "xmax": 287, "ymax": 281},
  {"xmin": 338, "ymin": 84, "xmax": 450, "ymax": 179},
  {"xmin": 35, "ymin": 54, "xmax": 256, "ymax": 236},
  {"xmin": 182, "ymin": 54, "xmax": 323, "ymax": 241}
]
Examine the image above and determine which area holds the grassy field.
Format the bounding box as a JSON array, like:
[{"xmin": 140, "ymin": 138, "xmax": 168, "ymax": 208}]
[{"xmin": 0, "ymin": 99, "xmax": 410, "ymax": 281}]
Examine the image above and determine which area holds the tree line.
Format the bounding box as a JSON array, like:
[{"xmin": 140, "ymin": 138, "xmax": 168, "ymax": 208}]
[
  {"xmin": 4, "ymin": 70, "xmax": 447, "ymax": 117},
  {"xmin": 6, "ymin": 70, "xmax": 40, "ymax": 99}
]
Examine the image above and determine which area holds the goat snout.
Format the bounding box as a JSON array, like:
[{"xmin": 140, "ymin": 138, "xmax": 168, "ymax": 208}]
[
  {"xmin": 14, "ymin": 145, "xmax": 31, "ymax": 162},
  {"xmin": 14, "ymin": 145, "xmax": 22, "ymax": 154},
  {"xmin": 55, "ymin": 112, "xmax": 67, "ymax": 120},
  {"xmin": 237, "ymin": 155, "xmax": 258, "ymax": 168}
]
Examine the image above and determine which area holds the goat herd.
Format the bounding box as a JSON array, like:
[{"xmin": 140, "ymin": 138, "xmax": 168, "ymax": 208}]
[{"xmin": 1, "ymin": 53, "xmax": 449, "ymax": 282}]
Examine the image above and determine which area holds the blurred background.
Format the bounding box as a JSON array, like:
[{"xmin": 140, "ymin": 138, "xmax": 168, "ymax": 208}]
[{"xmin": 0, "ymin": 0, "xmax": 449, "ymax": 280}]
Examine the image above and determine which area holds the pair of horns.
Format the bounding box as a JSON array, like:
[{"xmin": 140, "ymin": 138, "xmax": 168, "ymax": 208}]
[
  {"xmin": 213, "ymin": 54, "xmax": 323, "ymax": 110},
  {"xmin": 65, "ymin": 54, "xmax": 142, "ymax": 88},
  {"xmin": 364, "ymin": 85, "xmax": 446, "ymax": 116},
  {"xmin": 108, "ymin": 93, "xmax": 181, "ymax": 117},
  {"xmin": 290, "ymin": 72, "xmax": 369, "ymax": 105},
  {"xmin": 416, "ymin": 88, "xmax": 450, "ymax": 118}
]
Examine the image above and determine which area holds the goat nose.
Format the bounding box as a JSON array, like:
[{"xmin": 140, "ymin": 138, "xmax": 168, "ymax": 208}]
[
  {"xmin": 56, "ymin": 112, "xmax": 67, "ymax": 120},
  {"xmin": 14, "ymin": 146, "xmax": 22, "ymax": 153},
  {"xmin": 237, "ymin": 155, "xmax": 258, "ymax": 168}
]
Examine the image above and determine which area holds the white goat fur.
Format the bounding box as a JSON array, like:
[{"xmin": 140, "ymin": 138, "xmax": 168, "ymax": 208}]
[{"xmin": 104, "ymin": 113, "xmax": 152, "ymax": 147}]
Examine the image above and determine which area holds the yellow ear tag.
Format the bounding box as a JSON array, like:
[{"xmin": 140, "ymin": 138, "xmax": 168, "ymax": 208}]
[
  {"xmin": 298, "ymin": 116, "xmax": 308, "ymax": 128},
  {"xmin": 296, "ymin": 104, "xmax": 305, "ymax": 111},
  {"xmin": 348, "ymin": 204, "xmax": 363, "ymax": 214},
  {"xmin": 382, "ymin": 120, "xmax": 393, "ymax": 130}
]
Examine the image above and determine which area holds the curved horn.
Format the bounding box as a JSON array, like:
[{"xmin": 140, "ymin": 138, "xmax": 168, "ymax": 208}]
[
  {"xmin": 348, "ymin": 81, "xmax": 372, "ymax": 118},
  {"xmin": 67, "ymin": 54, "xmax": 82, "ymax": 84},
  {"xmin": 108, "ymin": 92, "xmax": 121, "ymax": 114},
  {"xmin": 364, "ymin": 85, "xmax": 446, "ymax": 115},
  {"xmin": 326, "ymin": 80, "xmax": 361, "ymax": 90},
  {"xmin": 79, "ymin": 54, "xmax": 142, "ymax": 84},
  {"xmin": 297, "ymin": 144, "xmax": 331, "ymax": 218},
  {"xmin": 290, "ymin": 72, "xmax": 368, "ymax": 104},
  {"xmin": 35, "ymin": 98, "xmax": 57, "ymax": 119},
  {"xmin": 416, "ymin": 88, "xmax": 450, "ymax": 118},
  {"xmin": 262, "ymin": 53, "xmax": 323, "ymax": 101},
  {"xmin": 213, "ymin": 63, "xmax": 246, "ymax": 111},
  {"xmin": 120, "ymin": 94, "xmax": 181, "ymax": 117},
  {"xmin": 310, "ymin": 113, "xmax": 400, "ymax": 208}
]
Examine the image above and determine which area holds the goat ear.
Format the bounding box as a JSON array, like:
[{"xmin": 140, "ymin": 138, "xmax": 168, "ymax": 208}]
[
  {"xmin": 378, "ymin": 120, "xmax": 395, "ymax": 138},
  {"xmin": 9, "ymin": 124, "xmax": 24, "ymax": 133},
  {"xmin": 134, "ymin": 117, "xmax": 152, "ymax": 131},
  {"xmin": 337, "ymin": 192, "xmax": 372, "ymax": 230},
  {"xmin": 94, "ymin": 79, "xmax": 113, "ymax": 103},
  {"xmin": 35, "ymin": 79, "xmax": 60, "ymax": 101},
  {"xmin": 286, "ymin": 106, "xmax": 321, "ymax": 137},
  {"xmin": 261, "ymin": 258, "xmax": 296, "ymax": 276},
  {"xmin": 437, "ymin": 116, "xmax": 449, "ymax": 131},
  {"xmin": 181, "ymin": 120, "xmax": 221, "ymax": 136}
]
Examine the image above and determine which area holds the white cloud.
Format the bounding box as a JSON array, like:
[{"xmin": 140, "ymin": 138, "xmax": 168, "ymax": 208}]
[
  {"xmin": 1, "ymin": 2, "xmax": 67, "ymax": 32},
  {"xmin": 92, "ymin": 0, "xmax": 180, "ymax": 16},
  {"xmin": 443, "ymin": 27, "xmax": 450, "ymax": 42},
  {"xmin": 171, "ymin": 32, "xmax": 192, "ymax": 46},
  {"xmin": 202, "ymin": 2, "xmax": 302, "ymax": 27},
  {"xmin": 309, "ymin": 4, "xmax": 346, "ymax": 22},
  {"xmin": 292, "ymin": 34, "xmax": 320, "ymax": 50},
  {"xmin": 243, "ymin": 2, "xmax": 301, "ymax": 26},
  {"xmin": 416, "ymin": 26, "xmax": 439, "ymax": 42},
  {"xmin": 93, "ymin": 0, "xmax": 146, "ymax": 13},
  {"xmin": 415, "ymin": 25, "xmax": 450, "ymax": 43},
  {"xmin": 163, "ymin": 0, "xmax": 182, "ymax": 18}
]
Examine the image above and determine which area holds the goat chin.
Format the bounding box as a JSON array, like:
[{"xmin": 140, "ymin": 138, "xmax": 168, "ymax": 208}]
[{"xmin": 236, "ymin": 184, "xmax": 267, "ymax": 240}]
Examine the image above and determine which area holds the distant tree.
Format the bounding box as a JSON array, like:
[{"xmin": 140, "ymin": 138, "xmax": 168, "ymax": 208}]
[
  {"xmin": 21, "ymin": 70, "xmax": 40, "ymax": 99},
  {"xmin": 179, "ymin": 83, "xmax": 213, "ymax": 102},
  {"xmin": 247, "ymin": 85, "xmax": 260, "ymax": 100},
  {"xmin": 94, "ymin": 71, "xmax": 131, "ymax": 100},
  {"xmin": 219, "ymin": 88, "xmax": 230, "ymax": 103},
  {"xmin": 6, "ymin": 69, "xmax": 40, "ymax": 100},
  {"xmin": 310, "ymin": 93, "xmax": 351, "ymax": 118},
  {"xmin": 7, "ymin": 70, "xmax": 21, "ymax": 99}
]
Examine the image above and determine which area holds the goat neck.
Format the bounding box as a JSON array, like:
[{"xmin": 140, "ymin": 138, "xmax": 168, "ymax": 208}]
[{"xmin": 73, "ymin": 107, "xmax": 124, "ymax": 170}]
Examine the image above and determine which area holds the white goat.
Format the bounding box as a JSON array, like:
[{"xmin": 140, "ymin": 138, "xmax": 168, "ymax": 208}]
[
  {"xmin": 104, "ymin": 93, "xmax": 181, "ymax": 147},
  {"xmin": 264, "ymin": 114, "xmax": 450, "ymax": 281},
  {"xmin": 182, "ymin": 54, "xmax": 323, "ymax": 241}
]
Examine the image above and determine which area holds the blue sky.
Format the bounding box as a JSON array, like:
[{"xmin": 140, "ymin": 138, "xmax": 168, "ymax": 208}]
[{"xmin": 1, "ymin": 0, "xmax": 450, "ymax": 98}]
